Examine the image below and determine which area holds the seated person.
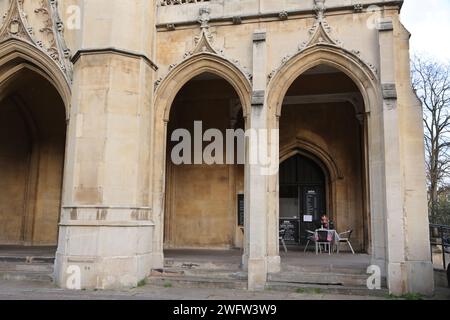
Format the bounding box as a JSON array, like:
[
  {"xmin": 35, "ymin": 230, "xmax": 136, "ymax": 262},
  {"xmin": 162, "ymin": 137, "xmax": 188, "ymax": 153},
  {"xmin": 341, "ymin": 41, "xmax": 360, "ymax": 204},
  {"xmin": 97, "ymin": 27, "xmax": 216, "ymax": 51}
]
[{"xmin": 320, "ymin": 214, "xmax": 329, "ymax": 229}]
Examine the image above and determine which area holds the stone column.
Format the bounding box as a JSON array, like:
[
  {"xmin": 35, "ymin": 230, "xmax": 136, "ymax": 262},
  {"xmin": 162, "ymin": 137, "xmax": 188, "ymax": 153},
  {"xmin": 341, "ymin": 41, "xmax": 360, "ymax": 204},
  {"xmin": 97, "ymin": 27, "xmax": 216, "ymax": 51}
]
[
  {"xmin": 54, "ymin": 0, "xmax": 157, "ymax": 289},
  {"xmin": 395, "ymin": 19, "xmax": 434, "ymax": 295},
  {"xmin": 150, "ymin": 119, "xmax": 168, "ymax": 270},
  {"xmin": 377, "ymin": 17, "xmax": 433, "ymax": 295},
  {"xmin": 244, "ymin": 30, "xmax": 268, "ymax": 291},
  {"xmin": 267, "ymin": 114, "xmax": 281, "ymax": 274},
  {"xmin": 378, "ymin": 17, "xmax": 408, "ymax": 295}
]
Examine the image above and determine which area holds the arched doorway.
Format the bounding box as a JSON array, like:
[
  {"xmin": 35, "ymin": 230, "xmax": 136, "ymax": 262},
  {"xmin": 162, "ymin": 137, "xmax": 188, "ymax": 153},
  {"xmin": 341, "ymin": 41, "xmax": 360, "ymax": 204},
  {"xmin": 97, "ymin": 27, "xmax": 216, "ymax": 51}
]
[
  {"xmin": 164, "ymin": 72, "xmax": 245, "ymax": 250},
  {"xmin": 0, "ymin": 66, "xmax": 66, "ymax": 246},
  {"xmin": 279, "ymin": 153, "xmax": 327, "ymax": 246},
  {"xmin": 277, "ymin": 64, "xmax": 369, "ymax": 253},
  {"xmin": 151, "ymin": 53, "xmax": 252, "ymax": 269}
]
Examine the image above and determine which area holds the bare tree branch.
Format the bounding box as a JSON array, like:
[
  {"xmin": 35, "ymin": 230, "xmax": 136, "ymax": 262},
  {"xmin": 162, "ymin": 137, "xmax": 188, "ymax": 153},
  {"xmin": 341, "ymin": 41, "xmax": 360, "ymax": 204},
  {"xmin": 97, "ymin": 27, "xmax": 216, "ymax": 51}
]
[{"xmin": 412, "ymin": 55, "xmax": 450, "ymax": 218}]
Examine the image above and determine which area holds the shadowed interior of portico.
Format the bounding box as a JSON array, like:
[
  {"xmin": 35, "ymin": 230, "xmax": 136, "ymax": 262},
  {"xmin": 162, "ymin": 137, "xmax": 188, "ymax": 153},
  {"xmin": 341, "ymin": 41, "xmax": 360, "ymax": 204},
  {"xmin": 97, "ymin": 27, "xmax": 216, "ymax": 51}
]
[
  {"xmin": 164, "ymin": 72, "xmax": 245, "ymax": 251},
  {"xmin": 279, "ymin": 64, "xmax": 369, "ymax": 253},
  {"xmin": 0, "ymin": 68, "xmax": 66, "ymax": 247}
]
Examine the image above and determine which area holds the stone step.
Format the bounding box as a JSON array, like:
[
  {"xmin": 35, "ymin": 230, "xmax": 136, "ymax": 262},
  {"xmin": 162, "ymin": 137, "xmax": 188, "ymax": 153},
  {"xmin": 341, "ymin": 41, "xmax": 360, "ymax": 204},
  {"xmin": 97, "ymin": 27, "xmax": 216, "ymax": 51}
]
[
  {"xmin": 153, "ymin": 267, "xmax": 248, "ymax": 280},
  {"xmin": 281, "ymin": 265, "xmax": 369, "ymax": 275},
  {"xmin": 148, "ymin": 275, "xmax": 248, "ymax": 290},
  {"xmin": 148, "ymin": 273, "xmax": 388, "ymax": 297},
  {"xmin": 266, "ymin": 281, "xmax": 389, "ymax": 298},
  {"xmin": 0, "ymin": 259, "xmax": 54, "ymax": 283},
  {"xmin": 268, "ymin": 271, "xmax": 383, "ymax": 287},
  {"xmin": 164, "ymin": 259, "xmax": 239, "ymax": 271},
  {"xmin": 0, "ymin": 255, "xmax": 55, "ymax": 264},
  {"xmin": 0, "ymin": 270, "xmax": 54, "ymax": 282},
  {"xmin": 0, "ymin": 262, "xmax": 54, "ymax": 273}
]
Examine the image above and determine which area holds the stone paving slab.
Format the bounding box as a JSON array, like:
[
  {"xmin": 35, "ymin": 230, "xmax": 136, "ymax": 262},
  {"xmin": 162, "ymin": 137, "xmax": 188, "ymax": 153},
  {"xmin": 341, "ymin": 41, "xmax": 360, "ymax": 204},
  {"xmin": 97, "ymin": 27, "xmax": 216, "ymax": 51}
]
[
  {"xmin": 0, "ymin": 279, "xmax": 449, "ymax": 300},
  {"xmin": 0, "ymin": 279, "xmax": 388, "ymax": 300}
]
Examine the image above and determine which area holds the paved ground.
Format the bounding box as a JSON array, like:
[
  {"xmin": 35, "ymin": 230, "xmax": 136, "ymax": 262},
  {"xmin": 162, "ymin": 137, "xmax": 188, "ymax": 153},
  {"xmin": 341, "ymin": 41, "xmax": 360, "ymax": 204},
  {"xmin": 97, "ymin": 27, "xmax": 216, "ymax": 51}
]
[
  {"xmin": 0, "ymin": 279, "xmax": 449, "ymax": 300},
  {"xmin": 0, "ymin": 247, "xmax": 448, "ymax": 300},
  {"xmin": 0, "ymin": 279, "xmax": 389, "ymax": 300},
  {"xmin": 165, "ymin": 248, "xmax": 371, "ymax": 269}
]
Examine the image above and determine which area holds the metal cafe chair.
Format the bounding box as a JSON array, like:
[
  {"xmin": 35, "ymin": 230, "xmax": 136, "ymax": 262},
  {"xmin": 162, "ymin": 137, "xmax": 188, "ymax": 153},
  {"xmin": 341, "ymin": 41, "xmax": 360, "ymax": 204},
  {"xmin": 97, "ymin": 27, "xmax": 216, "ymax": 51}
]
[
  {"xmin": 279, "ymin": 229, "xmax": 288, "ymax": 254},
  {"xmin": 336, "ymin": 230, "xmax": 355, "ymax": 254},
  {"xmin": 316, "ymin": 229, "xmax": 333, "ymax": 255},
  {"xmin": 304, "ymin": 230, "xmax": 316, "ymax": 253}
]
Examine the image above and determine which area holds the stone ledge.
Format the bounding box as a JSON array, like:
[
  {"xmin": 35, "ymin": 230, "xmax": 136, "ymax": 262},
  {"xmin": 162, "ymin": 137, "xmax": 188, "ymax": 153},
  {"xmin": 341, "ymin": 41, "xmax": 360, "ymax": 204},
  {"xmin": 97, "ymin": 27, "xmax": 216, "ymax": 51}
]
[
  {"xmin": 61, "ymin": 206, "xmax": 153, "ymax": 222},
  {"xmin": 59, "ymin": 221, "xmax": 155, "ymax": 227},
  {"xmin": 71, "ymin": 47, "xmax": 158, "ymax": 71}
]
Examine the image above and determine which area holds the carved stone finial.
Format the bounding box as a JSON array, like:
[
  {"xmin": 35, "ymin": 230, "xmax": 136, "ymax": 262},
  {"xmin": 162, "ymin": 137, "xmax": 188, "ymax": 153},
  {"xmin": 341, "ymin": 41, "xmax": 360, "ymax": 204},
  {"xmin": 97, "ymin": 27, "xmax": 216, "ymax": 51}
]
[
  {"xmin": 354, "ymin": 4, "xmax": 364, "ymax": 12},
  {"xmin": 297, "ymin": 0, "xmax": 341, "ymax": 49},
  {"xmin": 314, "ymin": 0, "xmax": 326, "ymax": 19},
  {"xmin": 279, "ymin": 11, "xmax": 288, "ymax": 21},
  {"xmin": 0, "ymin": 0, "xmax": 34, "ymax": 43},
  {"xmin": 198, "ymin": 7, "xmax": 211, "ymax": 29}
]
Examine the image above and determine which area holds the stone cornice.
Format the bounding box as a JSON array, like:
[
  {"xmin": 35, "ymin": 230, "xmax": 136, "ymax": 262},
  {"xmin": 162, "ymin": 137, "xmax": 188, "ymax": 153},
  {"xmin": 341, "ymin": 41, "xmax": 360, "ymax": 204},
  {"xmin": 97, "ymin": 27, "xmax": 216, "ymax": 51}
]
[
  {"xmin": 71, "ymin": 47, "xmax": 158, "ymax": 71},
  {"xmin": 156, "ymin": 0, "xmax": 403, "ymax": 30}
]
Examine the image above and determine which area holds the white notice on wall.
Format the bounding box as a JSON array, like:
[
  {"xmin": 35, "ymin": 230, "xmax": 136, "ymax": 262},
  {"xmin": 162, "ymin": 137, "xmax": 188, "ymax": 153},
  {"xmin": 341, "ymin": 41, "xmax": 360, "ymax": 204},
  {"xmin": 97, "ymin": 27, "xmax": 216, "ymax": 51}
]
[{"xmin": 303, "ymin": 215, "xmax": 313, "ymax": 222}]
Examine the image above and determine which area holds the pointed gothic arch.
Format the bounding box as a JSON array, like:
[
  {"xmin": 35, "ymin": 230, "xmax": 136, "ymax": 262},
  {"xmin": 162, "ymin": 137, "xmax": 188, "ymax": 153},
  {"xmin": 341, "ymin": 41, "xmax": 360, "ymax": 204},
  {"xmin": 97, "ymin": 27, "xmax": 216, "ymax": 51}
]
[
  {"xmin": 0, "ymin": 39, "xmax": 71, "ymax": 117},
  {"xmin": 151, "ymin": 52, "xmax": 252, "ymax": 260},
  {"xmin": 267, "ymin": 44, "xmax": 380, "ymax": 118},
  {"xmin": 0, "ymin": 39, "xmax": 68, "ymax": 246},
  {"xmin": 280, "ymin": 138, "xmax": 343, "ymax": 182},
  {"xmin": 154, "ymin": 53, "xmax": 252, "ymax": 121},
  {"xmin": 279, "ymin": 139, "xmax": 345, "ymax": 226},
  {"xmin": 266, "ymin": 44, "xmax": 384, "ymax": 257}
]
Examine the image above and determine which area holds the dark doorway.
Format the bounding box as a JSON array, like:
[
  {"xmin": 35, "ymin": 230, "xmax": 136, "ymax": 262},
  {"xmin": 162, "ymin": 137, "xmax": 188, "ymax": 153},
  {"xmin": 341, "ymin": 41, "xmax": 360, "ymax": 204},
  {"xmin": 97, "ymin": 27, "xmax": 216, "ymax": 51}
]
[{"xmin": 279, "ymin": 154, "xmax": 326, "ymax": 245}]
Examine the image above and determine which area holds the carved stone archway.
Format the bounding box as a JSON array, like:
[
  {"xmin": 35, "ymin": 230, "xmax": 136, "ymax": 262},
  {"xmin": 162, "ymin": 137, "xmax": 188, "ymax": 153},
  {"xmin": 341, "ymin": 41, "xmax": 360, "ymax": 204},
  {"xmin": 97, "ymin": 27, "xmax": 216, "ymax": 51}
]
[
  {"xmin": 0, "ymin": 39, "xmax": 69, "ymax": 246},
  {"xmin": 280, "ymin": 138, "xmax": 343, "ymax": 181},
  {"xmin": 150, "ymin": 52, "xmax": 252, "ymax": 267},
  {"xmin": 265, "ymin": 44, "xmax": 383, "ymax": 268},
  {"xmin": 268, "ymin": 44, "xmax": 379, "ymax": 118},
  {"xmin": 0, "ymin": 39, "xmax": 71, "ymax": 116},
  {"xmin": 155, "ymin": 53, "xmax": 252, "ymax": 121},
  {"xmin": 280, "ymin": 138, "xmax": 344, "ymax": 229}
]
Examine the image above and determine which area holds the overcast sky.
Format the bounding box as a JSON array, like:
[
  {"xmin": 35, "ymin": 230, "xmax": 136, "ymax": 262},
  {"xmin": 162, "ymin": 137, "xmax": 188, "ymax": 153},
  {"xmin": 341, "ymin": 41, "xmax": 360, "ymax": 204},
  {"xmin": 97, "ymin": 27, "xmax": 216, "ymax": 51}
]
[{"xmin": 400, "ymin": 0, "xmax": 450, "ymax": 61}]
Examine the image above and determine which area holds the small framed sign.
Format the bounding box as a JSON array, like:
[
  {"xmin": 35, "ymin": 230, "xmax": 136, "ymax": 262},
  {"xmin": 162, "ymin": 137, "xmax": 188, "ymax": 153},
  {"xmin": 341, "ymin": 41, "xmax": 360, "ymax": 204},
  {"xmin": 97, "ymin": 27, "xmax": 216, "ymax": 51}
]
[{"xmin": 237, "ymin": 194, "xmax": 245, "ymax": 227}]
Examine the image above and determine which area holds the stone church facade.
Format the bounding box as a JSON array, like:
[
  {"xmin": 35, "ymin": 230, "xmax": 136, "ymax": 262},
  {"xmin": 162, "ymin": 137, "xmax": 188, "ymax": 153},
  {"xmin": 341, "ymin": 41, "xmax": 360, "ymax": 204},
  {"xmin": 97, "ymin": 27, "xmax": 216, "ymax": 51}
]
[{"xmin": 0, "ymin": 0, "xmax": 435, "ymax": 294}]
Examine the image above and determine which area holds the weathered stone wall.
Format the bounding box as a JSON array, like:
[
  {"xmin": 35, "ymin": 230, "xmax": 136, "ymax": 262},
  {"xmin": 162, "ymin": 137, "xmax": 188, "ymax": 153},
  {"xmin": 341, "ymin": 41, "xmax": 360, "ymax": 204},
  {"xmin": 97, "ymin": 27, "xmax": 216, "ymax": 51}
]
[
  {"xmin": 0, "ymin": 0, "xmax": 436, "ymax": 295},
  {"xmin": 155, "ymin": 0, "xmax": 382, "ymax": 83}
]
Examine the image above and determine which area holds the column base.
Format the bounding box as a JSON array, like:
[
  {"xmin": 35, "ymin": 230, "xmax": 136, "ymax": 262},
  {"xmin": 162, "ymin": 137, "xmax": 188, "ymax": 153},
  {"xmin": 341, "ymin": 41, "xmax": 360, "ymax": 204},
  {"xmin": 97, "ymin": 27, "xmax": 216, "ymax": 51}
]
[
  {"xmin": 370, "ymin": 256, "xmax": 387, "ymax": 277},
  {"xmin": 387, "ymin": 262, "xmax": 407, "ymax": 295},
  {"xmin": 54, "ymin": 218, "xmax": 155, "ymax": 290},
  {"xmin": 247, "ymin": 257, "xmax": 267, "ymax": 291},
  {"xmin": 150, "ymin": 251, "xmax": 165, "ymax": 270},
  {"xmin": 405, "ymin": 260, "xmax": 435, "ymax": 295},
  {"xmin": 54, "ymin": 252, "xmax": 152, "ymax": 289},
  {"xmin": 241, "ymin": 253, "xmax": 249, "ymax": 271},
  {"xmin": 387, "ymin": 261, "xmax": 435, "ymax": 295}
]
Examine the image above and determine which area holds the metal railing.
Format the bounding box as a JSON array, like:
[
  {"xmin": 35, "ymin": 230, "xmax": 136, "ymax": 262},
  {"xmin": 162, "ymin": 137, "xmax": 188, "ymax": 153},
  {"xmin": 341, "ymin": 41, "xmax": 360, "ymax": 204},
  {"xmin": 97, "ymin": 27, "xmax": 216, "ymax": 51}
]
[{"xmin": 429, "ymin": 224, "xmax": 450, "ymax": 270}]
